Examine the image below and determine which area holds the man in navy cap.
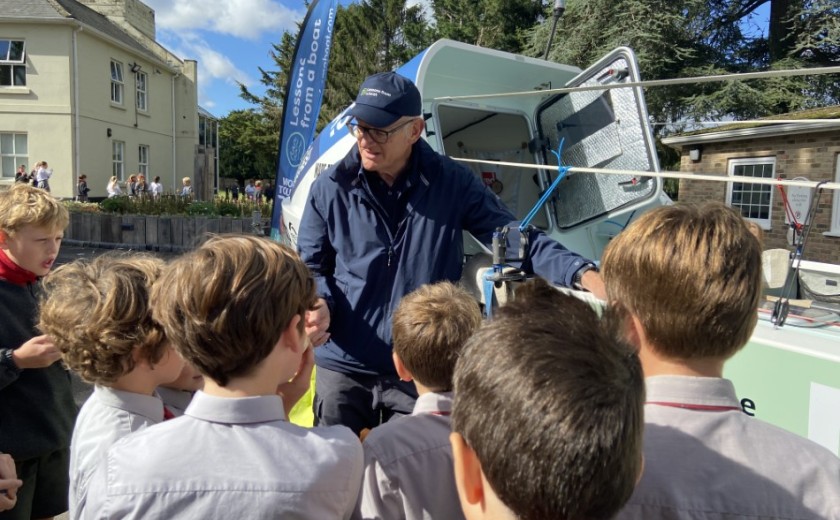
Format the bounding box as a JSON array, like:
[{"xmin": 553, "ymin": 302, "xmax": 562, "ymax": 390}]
[{"xmin": 297, "ymin": 72, "xmax": 604, "ymax": 434}]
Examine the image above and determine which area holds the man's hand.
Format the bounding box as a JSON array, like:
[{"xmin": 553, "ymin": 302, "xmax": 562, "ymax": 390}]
[
  {"xmin": 0, "ymin": 453, "xmax": 22, "ymax": 512},
  {"xmin": 580, "ymin": 270, "xmax": 606, "ymax": 301},
  {"xmin": 305, "ymin": 298, "xmax": 331, "ymax": 347},
  {"xmin": 11, "ymin": 335, "xmax": 61, "ymax": 369},
  {"xmin": 277, "ymin": 344, "xmax": 315, "ymax": 418}
]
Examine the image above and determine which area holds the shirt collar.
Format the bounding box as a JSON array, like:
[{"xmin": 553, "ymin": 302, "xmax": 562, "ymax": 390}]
[
  {"xmin": 93, "ymin": 385, "xmax": 165, "ymax": 422},
  {"xmin": 645, "ymin": 376, "xmax": 740, "ymax": 409},
  {"xmin": 412, "ymin": 391, "xmax": 453, "ymax": 415},
  {"xmin": 184, "ymin": 391, "xmax": 287, "ymax": 424}
]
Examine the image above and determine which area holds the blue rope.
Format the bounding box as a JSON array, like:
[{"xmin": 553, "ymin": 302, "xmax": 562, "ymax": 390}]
[{"xmin": 520, "ymin": 138, "xmax": 568, "ymax": 232}]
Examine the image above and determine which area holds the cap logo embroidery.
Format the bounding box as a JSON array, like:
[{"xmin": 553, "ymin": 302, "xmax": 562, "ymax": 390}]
[{"xmin": 361, "ymin": 88, "xmax": 392, "ymax": 98}]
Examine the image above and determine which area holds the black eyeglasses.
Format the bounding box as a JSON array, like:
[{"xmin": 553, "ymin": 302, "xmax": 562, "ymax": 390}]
[{"xmin": 347, "ymin": 119, "xmax": 414, "ymax": 144}]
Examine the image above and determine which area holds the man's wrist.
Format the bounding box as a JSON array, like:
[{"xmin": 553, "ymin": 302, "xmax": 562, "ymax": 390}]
[{"xmin": 572, "ymin": 263, "xmax": 599, "ymax": 291}]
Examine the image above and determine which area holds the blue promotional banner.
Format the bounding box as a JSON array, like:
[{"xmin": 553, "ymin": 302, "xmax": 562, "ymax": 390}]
[{"xmin": 271, "ymin": 0, "xmax": 338, "ymax": 239}]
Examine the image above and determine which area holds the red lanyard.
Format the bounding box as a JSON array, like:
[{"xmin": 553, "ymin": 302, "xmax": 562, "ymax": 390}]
[{"xmin": 646, "ymin": 402, "xmax": 741, "ymax": 412}]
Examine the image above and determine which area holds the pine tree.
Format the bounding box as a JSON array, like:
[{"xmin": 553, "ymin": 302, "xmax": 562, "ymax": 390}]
[{"xmin": 431, "ymin": 0, "xmax": 544, "ymax": 53}]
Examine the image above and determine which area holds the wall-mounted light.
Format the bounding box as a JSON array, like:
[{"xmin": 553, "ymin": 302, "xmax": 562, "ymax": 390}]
[
  {"xmin": 130, "ymin": 63, "xmax": 142, "ymax": 73},
  {"xmin": 689, "ymin": 146, "xmax": 702, "ymax": 163},
  {"xmin": 106, "ymin": 128, "xmax": 112, "ymax": 137}
]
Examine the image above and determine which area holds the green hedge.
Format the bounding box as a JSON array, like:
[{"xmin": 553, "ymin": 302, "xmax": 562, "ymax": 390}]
[{"xmin": 64, "ymin": 195, "xmax": 272, "ymax": 218}]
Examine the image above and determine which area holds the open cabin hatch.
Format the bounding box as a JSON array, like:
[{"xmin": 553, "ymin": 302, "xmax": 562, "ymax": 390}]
[{"xmin": 417, "ymin": 42, "xmax": 663, "ymax": 260}]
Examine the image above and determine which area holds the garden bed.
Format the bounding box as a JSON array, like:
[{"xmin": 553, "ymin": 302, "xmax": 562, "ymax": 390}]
[{"xmin": 63, "ymin": 196, "xmax": 270, "ymax": 251}]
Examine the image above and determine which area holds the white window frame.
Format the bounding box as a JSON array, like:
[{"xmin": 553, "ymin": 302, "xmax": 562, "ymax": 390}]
[
  {"xmin": 138, "ymin": 145, "xmax": 149, "ymax": 176},
  {"xmin": 0, "ymin": 39, "xmax": 26, "ymax": 87},
  {"xmin": 136, "ymin": 70, "xmax": 148, "ymax": 111},
  {"xmin": 831, "ymin": 154, "xmax": 840, "ymax": 235},
  {"xmin": 726, "ymin": 157, "xmax": 776, "ymax": 230},
  {"xmin": 0, "ymin": 132, "xmax": 28, "ymax": 178},
  {"xmin": 110, "ymin": 60, "xmax": 124, "ymax": 104},
  {"xmin": 112, "ymin": 140, "xmax": 125, "ymax": 180}
]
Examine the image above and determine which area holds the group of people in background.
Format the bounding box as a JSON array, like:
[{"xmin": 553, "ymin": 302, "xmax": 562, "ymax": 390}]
[
  {"xmin": 13, "ymin": 162, "xmax": 52, "ymax": 192},
  {"xmin": 105, "ymin": 175, "xmax": 164, "ymax": 199},
  {"xmin": 226, "ymin": 179, "xmax": 274, "ymax": 202}
]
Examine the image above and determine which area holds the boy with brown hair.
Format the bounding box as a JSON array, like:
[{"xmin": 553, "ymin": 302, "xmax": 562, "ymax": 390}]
[
  {"xmin": 83, "ymin": 235, "xmax": 363, "ymax": 518},
  {"xmin": 0, "ymin": 183, "xmax": 74, "ymax": 520},
  {"xmin": 450, "ymin": 279, "xmax": 644, "ymax": 520},
  {"xmin": 38, "ymin": 253, "xmax": 184, "ymax": 519},
  {"xmin": 604, "ymin": 202, "xmax": 840, "ymax": 519},
  {"xmin": 355, "ymin": 281, "xmax": 481, "ymax": 520}
]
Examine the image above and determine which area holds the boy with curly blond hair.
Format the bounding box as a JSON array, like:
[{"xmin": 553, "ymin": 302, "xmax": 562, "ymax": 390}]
[
  {"xmin": 0, "ymin": 183, "xmax": 73, "ymax": 520},
  {"xmin": 39, "ymin": 253, "xmax": 184, "ymax": 519}
]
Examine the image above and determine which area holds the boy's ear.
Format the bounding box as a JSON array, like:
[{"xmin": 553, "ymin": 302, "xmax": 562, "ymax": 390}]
[
  {"xmin": 392, "ymin": 352, "xmax": 413, "ymax": 382},
  {"xmin": 450, "ymin": 432, "xmax": 484, "ymax": 510},
  {"xmin": 0, "ymin": 230, "xmax": 8, "ymax": 248},
  {"xmin": 280, "ymin": 314, "xmax": 306, "ymax": 354},
  {"xmin": 624, "ymin": 313, "xmax": 646, "ymax": 349}
]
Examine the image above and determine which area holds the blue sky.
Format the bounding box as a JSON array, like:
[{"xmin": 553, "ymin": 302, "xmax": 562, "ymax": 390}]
[
  {"xmin": 143, "ymin": 0, "xmax": 427, "ymax": 118},
  {"xmin": 143, "ymin": 0, "xmax": 769, "ymax": 119}
]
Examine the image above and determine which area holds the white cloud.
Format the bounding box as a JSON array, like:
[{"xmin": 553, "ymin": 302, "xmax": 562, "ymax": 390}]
[{"xmin": 143, "ymin": 0, "xmax": 304, "ymax": 41}]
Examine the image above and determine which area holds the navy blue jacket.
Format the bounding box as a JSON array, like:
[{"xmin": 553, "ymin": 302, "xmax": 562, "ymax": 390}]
[{"xmin": 298, "ymin": 139, "xmax": 591, "ymax": 376}]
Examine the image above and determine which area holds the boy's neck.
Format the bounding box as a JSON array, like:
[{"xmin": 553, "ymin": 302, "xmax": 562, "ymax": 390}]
[
  {"xmin": 201, "ymin": 377, "xmax": 277, "ymax": 398},
  {"xmin": 639, "ymin": 342, "xmax": 725, "ymax": 378},
  {"xmin": 111, "ymin": 371, "xmax": 159, "ymax": 396}
]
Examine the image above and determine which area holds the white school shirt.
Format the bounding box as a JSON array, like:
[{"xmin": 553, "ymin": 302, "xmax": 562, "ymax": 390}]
[
  {"xmin": 36, "ymin": 167, "xmax": 52, "ymax": 181},
  {"xmin": 69, "ymin": 385, "xmax": 165, "ymax": 519},
  {"xmin": 354, "ymin": 392, "xmax": 465, "ymax": 520},
  {"xmin": 82, "ymin": 390, "xmax": 364, "ymax": 519},
  {"xmin": 149, "ymin": 181, "xmax": 163, "ymax": 196},
  {"xmin": 156, "ymin": 386, "xmax": 193, "ymax": 417},
  {"xmin": 616, "ymin": 376, "xmax": 840, "ymax": 520}
]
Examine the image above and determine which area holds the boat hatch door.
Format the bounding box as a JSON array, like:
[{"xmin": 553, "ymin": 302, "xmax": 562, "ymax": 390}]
[{"xmin": 534, "ymin": 47, "xmax": 660, "ymax": 230}]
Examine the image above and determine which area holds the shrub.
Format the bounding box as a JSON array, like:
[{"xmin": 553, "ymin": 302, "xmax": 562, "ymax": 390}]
[{"xmin": 66, "ymin": 194, "xmax": 273, "ymax": 219}]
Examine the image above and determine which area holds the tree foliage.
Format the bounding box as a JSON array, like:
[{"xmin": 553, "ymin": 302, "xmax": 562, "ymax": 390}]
[
  {"xmin": 218, "ymin": 109, "xmax": 277, "ymax": 182},
  {"xmin": 526, "ymin": 0, "xmax": 839, "ymax": 130},
  {"xmin": 430, "ymin": 0, "xmax": 545, "ymax": 53}
]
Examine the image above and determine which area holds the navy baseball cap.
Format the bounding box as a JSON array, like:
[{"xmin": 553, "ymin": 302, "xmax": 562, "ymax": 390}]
[{"xmin": 348, "ymin": 72, "xmax": 421, "ymax": 129}]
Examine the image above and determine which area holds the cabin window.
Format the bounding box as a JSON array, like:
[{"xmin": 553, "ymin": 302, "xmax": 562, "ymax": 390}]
[
  {"xmin": 0, "ymin": 40, "xmax": 26, "ymax": 87},
  {"xmin": 110, "ymin": 60, "xmax": 124, "ymax": 104},
  {"xmin": 136, "ymin": 71, "xmax": 148, "ymax": 111},
  {"xmin": 0, "ymin": 132, "xmax": 27, "ymax": 178},
  {"xmin": 831, "ymin": 155, "xmax": 840, "ymax": 235},
  {"xmin": 112, "ymin": 140, "xmax": 125, "ymax": 180},
  {"xmin": 726, "ymin": 157, "xmax": 775, "ymax": 230},
  {"xmin": 138, "ymin": 145, "xmax": 149, "ymax": 176}
]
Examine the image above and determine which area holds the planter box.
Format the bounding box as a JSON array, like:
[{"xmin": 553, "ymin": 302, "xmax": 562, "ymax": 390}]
[{"xmin": 64, "ymin": 212, "xmax": 262, "ymax": 251}]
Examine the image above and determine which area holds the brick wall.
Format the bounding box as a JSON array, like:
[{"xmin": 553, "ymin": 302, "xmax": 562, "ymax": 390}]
[{"xmin": 676, "ymin": 131, "xmax": 840, "ymax": 265}]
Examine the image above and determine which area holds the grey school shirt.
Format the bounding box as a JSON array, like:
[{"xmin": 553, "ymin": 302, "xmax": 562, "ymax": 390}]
[
  {"xmin": 81, "ymin": 391, "xmax": 363, "ymax": 519},
  {"xmin": 617, "ymin": 376, "xmax": 840, "ymax": 520},
  {"xmin": 354, "ymin": 392, "xmax": 465, "ymax": 520},
  {"xmin": 69, "ymin": 385, "xmax": 165, "ymax": 519}
]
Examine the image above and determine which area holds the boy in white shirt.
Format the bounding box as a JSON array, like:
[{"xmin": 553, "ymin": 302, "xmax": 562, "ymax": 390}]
[
  {"xmin": 604, "ymin": 203, "xmax": 840, "ymax": 519},
  {"xmin": 450, "ymin": 279, "xmax": 645, "ymax": 520},
  {"xmin": 38, "ymin": 254, "xmax": 184, "ymax": 519},
  {"xmin": 83, "ymin": 235, "xmax": 363, "ymax": 518},
  {"xmin": 355, "ymin": 282, "xmax": 481, "ymax": 520}
]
